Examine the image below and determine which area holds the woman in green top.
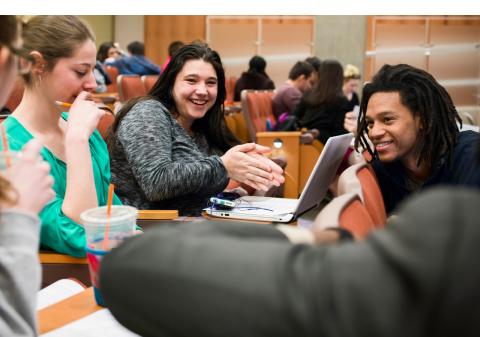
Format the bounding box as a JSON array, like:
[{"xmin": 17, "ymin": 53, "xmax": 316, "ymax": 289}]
[{"xmin": 4, "ymin": 16, "xmax": 121, "ymax": 257}]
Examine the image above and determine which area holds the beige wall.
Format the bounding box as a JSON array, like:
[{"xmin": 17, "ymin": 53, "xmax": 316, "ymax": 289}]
[
  {"xmin": 79, "ymin": 15, "xmax": 114, "ymax": 48},
  {"xmin": 79, "ymin": 15, "xmax": 369, "ymax": 79},
  {"xmin": 114, "ymin": 16, "xmax": 144, "ymax": 53},
  {"xmin": 314, "ymin": 16, "xmax": 367, "ymax": 80},
  {"xmin": 83, "ymin": 15, "xmax": 144, "ymax": 55}
]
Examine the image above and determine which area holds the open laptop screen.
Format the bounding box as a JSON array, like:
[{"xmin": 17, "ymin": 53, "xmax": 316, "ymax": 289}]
[{"xmin": 293, "ymin": 133, "xmax": 353, "ymax": 217}]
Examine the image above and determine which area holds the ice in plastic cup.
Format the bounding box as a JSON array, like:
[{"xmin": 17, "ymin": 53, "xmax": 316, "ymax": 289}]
[
  {"xmin": 0, "ymin": 151, "xmax": 20, "ymax": 170},
  {"xmin": 81, "ymin": 205, "xmax": 137, "ymax": 306}
]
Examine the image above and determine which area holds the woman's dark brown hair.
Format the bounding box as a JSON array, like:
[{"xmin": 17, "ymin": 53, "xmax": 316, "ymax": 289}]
[
  {"xmin": 304, "ymin": 59, "xmax": 344, "ymax": 106},
  {"xmin": 108, "ymin": 42, "xmax": 240, "ymax": 153}
]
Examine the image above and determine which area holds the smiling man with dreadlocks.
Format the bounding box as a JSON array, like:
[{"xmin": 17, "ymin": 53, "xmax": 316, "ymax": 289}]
[{"xmin": 354, "ymin": 63, "xmax": 480, "ymax": 214}]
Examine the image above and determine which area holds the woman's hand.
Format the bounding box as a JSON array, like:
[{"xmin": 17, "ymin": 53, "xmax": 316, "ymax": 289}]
[
  {"xmin": 246, "ymin": 151, "xmax": 284, "ymax": 186},
  {"xmin": 343, "ymin": 111, "xmax": 358, "ymax": 135},
  {"xmin": 66, "ymin": 91, "xmax": 105, "ymax": 140},
  {"xmin": 221, "ymin": 143, "xmax": 284, "ymax": 191},
  {"xmin": 1, "ymin": 139, "xmax": 55, "ymax": 214}
]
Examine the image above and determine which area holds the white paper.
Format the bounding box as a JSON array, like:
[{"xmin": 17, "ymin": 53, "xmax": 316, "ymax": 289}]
[
  {"xmin": 227, "ymin": 196, "xmax": 298, "ymax": 216},
  {"xmin": 40, "ymin": 308, "xmax": 140, "ymax": 337},
  {"xmin": 37, "ymin": 279, "xmax": 86, "ymax": 310}
]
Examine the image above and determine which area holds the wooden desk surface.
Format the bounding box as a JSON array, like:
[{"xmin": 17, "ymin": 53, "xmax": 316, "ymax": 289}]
[
  {"xmin": 38, "ymin": 287, "xmax": 101, "ymax": 334},
  {"xmin": 36, "ymin": 211, "xmax": 322, "ymax": 334}
]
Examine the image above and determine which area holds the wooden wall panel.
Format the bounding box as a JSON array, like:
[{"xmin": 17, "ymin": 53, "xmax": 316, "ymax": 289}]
[
  {"xmin": 365, "ymin": 16, "xmax": 374, "ymax": 81},
  {"xmin": 144, "ymin": 16, "xmax": 206, "ymax": 66}
]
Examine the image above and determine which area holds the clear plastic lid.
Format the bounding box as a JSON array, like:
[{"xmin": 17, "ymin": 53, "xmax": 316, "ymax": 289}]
[{"xmin": 80, "ymin": 205, "xmax": 137, "ymax": 225}]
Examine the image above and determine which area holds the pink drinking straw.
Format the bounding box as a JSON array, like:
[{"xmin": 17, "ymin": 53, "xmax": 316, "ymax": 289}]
[
  {"xmin": 103, "ymin": 183, "xmax": 115, "ymax": 250},
  {"xmin": 1, "ymin": 125, "xmax": 11, "ymax": 168}
]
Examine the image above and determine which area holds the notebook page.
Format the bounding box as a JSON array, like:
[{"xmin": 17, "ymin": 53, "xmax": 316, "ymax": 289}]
[{"xmin": 37, "ymin": 279, "xmax": 86, "ymax": 310}]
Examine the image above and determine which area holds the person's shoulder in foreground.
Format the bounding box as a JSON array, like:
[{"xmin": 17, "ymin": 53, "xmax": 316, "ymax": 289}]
[{"xmin": 100, "ymin": 185, "xmax": 480, "ymax": 337}]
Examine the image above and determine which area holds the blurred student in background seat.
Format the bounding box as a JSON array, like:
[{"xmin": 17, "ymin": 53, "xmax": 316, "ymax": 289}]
[
  {"xmin": 272, "ymin": 60, "xmax": 315, "ymax": 119},
  {"xmin": 292, "ymin": 59, "xmax": 350, "ymax": 144},
  {"xmin": 233, "ymin": 55, "xmax": 275, "ymax": 101}
]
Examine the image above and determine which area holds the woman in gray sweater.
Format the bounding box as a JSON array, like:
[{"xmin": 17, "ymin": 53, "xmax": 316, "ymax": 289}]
[
  {"xmin": 108, "ymin": 43, "xmax": 283, "ymax": 215},
  {"xmin": 0, "ymin": 15, "xmax": 55, "ymax": 337}
]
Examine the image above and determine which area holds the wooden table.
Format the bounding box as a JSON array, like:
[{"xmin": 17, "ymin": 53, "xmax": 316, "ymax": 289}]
[{"xmin": 39, "ymin": 251, "xmax": 90, "ymax": 288}]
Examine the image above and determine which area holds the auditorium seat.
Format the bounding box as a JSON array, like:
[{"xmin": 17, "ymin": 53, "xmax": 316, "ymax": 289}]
[
  {"xmin": 225, "ymin": 76, "xmax": 237, "ymax": 104},
  {"xmin": 5, "ymin": 78, "xmax": 24, "ymax": 112},
  {"xmin": 337, "ymin": 162, "xmax": 387, "ymax": 228},
  {"xmin": 230, "ymin": 108, "xmax": 250, "ymax": 143},
  {"xmin": 313, "ymin": 192, "xmax": 376, "ymax": 240},
  {"xmin": 104, "ymin": 65, "xmax": 120, "ymax": 93},
  {"xmin": 117, "ymin": 75, "xmax": 147, "ymax": 102},
  {"xmin": 240, "ymin": 90, "xmax": 276, "ymax": 141},
  {"xmin": 141, "ymin": 75, "xmax": 160, "ymax": 93},
  {"xmin": 96, "ymin": 109, "xmax": 115, "ymax": 140}
]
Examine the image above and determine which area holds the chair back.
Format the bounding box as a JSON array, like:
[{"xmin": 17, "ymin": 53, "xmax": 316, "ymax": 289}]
[
  {"xmin": 313, "ymin": 193, "xmax": 375, "ymax": 240},
  {"xmin": 299, "ymin": 140, "xmax": 324, "ymax": 192},
  {"xmin": 141, "ymin": 75, "xmax": 160, "ymax": 93},
  {"xmin": 104, "ymin": 65, "xmax": 120, "ymax": 93},
  {"xmin": 117, "ymin": 75, "xmax": 147, "ymax": 102},
  {"xmin": 231, "ymin": 110, "xmax": 250, "ymax": 143},
  {"xmin": 97, "ymin": 110, "xmax": 115, "ymax": 140},
  {"xmin": 224, "ymin": 112, "xmax": 237, "ymax": 136},
  {"xmin": 240, "ymin": 90, "xmax": 276, "ymax": 142},
  {"xmin": 337, "ymin": 162, "xmax": 387, "ymax": 228},
  {"xmin": 5, "ymin": 78, "xmax": 24, "ymax": 112},
  {"xmin": 225, "ymin": 76, "xmax": 237, "ymax": 104}
]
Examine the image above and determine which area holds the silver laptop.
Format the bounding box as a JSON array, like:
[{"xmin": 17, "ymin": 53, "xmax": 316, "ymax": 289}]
[{"xmin": 205, "ymin": 133, "xmax": 354, "ymax": 223}]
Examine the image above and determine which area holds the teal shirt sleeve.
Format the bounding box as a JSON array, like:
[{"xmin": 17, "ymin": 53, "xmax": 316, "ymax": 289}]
[
  {"xmin": 40, "ymin": 130, "xmax": 123, "ymax": 257},
  {"xmin": 5, "ymin": 116, "xmax": 123, "ymax": 257},
  {"xmin": 39, "ymin": 198, "xmax": 87, "ymax": 257}
]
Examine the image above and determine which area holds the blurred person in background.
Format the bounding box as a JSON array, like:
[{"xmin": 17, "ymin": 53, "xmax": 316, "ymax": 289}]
[
  {"xmin": 292, "ymin": 59, "xmax": 350, "ymax": 144},
  {"xmin": 343, "ymin": 63, "xmax": 361, "ymax": 111},
  {"xmin": 97, "ymin": 41, "xmax": 121, "ymax": 64},
  {"xmin": 112, "ymin": 41, "xmax": 160, "ymax": 76},
  {"xmin": 161, "ymin": 40, "xmax": 185, "ymax": 72},
  {"xmin": 233, "ymin": 55, "xmax": 275, "ymax": 101},
  {"xmin": 272, "ymin": 60, "xmax": 315, "ymax": 119}
]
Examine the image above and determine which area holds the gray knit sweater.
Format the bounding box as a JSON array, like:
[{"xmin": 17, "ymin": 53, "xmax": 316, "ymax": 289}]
[
  {"xmin": 0, "ymin": 211, "xmax": 40, "ymax": 337},
  {"xmin": 109, "ymin": 99, "xmax": 229, "ymax": 216}
]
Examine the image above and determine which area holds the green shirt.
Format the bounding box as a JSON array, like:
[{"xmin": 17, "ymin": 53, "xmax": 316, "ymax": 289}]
[{"xmin": 3, "ymin": 114, "xmax": 122, "ymax": 257}]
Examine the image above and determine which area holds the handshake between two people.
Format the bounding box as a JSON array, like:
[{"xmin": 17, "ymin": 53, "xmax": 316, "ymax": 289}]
[{"xmin": 221, "ymin": 143, "xmax": 285, "ymax": 192}]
